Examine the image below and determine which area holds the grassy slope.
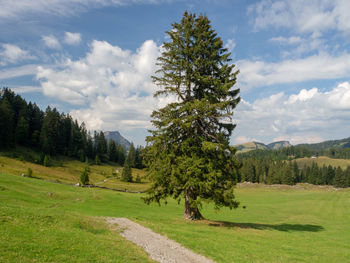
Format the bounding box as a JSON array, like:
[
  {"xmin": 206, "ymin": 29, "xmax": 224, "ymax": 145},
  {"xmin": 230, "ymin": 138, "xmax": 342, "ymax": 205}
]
[
  {"xmin": 236, "ymin": 142, "xmax": 268, "ymax": 154},
  {"xmin": 296, "ymin": 156, "xmax": 350, "ymax": 169},
  {"xmin": 0, "ymin": 154, "xmax": 150, "ymax": 192},
  {"xmin": 1, "ymin": 172, "xmax": 350, "ymax": 263}
]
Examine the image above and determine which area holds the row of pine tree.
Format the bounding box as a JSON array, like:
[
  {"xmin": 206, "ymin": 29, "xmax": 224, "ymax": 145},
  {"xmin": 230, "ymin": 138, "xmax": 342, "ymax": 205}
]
[
  {"xmin": 239, "ymin": 158, "xmax": 350, "ymax": 188},
  {"xmin": 238, "ymin": 145, "xmax": 350, "ymax": 160},
  {"xmin": 0, "ymin": 88, "xmax": 144, "ymax": 168}
]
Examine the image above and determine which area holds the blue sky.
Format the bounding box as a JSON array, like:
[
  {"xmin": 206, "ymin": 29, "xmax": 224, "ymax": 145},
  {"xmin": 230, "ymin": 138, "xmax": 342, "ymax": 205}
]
[{"xmin": 1, "ymin": 0, "xmax": 350, "ymax": 146}]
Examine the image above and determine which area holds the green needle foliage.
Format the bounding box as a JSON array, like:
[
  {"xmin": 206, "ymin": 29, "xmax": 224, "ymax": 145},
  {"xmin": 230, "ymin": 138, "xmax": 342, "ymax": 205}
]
[
  {"xmin": 80, "ymin": 167, "xmax": 90, "ymax": 185},
  {"xmin": 121, "ymin": 159, "xmax": 133, "ymax": 182},
  {"xmin": 144, "ymin": 11, "xmax": 241, "ymax": 220}
]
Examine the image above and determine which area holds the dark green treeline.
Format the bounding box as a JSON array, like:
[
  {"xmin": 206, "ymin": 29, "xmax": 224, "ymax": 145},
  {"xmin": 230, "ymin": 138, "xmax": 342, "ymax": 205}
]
[
  {"xmin": 238, "ymin": 145, "xmax": 350, "ymax": 160},
  {"xmin": 239, "ymin": 158, "xmax": 350, "ymax": 188},
  {"xmin": 0, "ymin": 88, "xmax": 144, "ymax": 167}
]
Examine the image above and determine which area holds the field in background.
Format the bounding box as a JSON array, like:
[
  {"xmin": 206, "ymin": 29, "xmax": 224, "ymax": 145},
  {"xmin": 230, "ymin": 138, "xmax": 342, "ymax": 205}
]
[
  {"xmin": 295, "ymin": 156, "xmax": 350, "ymax": 169},
  {"xmin": 1, "ymin": 172, "xmax": 350, "ymax": 263}
]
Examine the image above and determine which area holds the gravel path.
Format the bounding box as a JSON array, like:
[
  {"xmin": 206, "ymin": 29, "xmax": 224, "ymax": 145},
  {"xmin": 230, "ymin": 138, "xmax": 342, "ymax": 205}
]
[{"xmin": 106, "ymin": 217, "xmax": 216, "ymax": 263}]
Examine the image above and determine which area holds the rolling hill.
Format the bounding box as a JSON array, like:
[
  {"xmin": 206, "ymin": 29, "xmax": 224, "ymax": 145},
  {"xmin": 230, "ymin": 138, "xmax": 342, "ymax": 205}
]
[
  {"xmin": 235, "ymin": 140, "xmax": 291, "ymax": 153},
  {"xmin": 235, "ymin": 141, "xmax": 268, "ymax": 153},
  {"xmin": 235, "ymin": 137, "xmax": 350, "ymax": 154},
  {"xmin": 267, "ymin": 141, "xmax": 292, "ymax": 150},
  {"xmin": 297, "ymin": 137, "xmax": 350, "ymax": 151}
]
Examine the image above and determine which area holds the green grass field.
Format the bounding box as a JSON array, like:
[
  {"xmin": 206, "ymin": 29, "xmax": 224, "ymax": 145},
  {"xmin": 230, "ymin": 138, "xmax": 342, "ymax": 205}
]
[
  {"xmin": 0, "ymin": 153, "xmax": 150, "ymax": 192},
  {"xmin": 295, "ymin": 156, "xmax": 350, "ymax": 169},
  {"xmin": 1, "ymin": 171, "xmax": 350, "ymax": 263}
]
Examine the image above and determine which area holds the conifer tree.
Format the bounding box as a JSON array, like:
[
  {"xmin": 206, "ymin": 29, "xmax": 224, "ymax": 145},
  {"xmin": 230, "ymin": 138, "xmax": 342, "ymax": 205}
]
[
  {"xmin": 333, "ymin": 166, "xmax": 346, "ymax": 188},
  {"xmin": 127, "ymin": 143, "xmax": 136, "ymax": 168},
  {"xmin": 0, "ymin": 98, "xmax": 14, "ymax": 148},
  {"xmin": 144, "ymin": 12, "xmax": 240, "ymax": 220},
  {"xmin": 121, "ymin": 158, "xmax": 133, "ymax": 182},
  {"xmin": 108, "ymin": 139, "xmax": 118, "ymax": 162},
  {"xmin": 135, "ymin": 146, "xmax": 144, "ymax": 169},
  {"xmin": 80, "ymin": 167, "xmax": 90, "ymax": 185}
]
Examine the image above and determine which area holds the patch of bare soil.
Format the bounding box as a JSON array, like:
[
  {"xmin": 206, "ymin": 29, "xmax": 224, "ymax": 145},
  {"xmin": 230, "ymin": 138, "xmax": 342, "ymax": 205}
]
[{"xmin": 106, "ymin": 217, "xmax": 216, "ymax": 263}]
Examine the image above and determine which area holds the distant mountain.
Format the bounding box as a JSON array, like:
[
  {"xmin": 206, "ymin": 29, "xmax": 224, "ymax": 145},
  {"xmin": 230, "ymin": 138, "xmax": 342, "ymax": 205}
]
[
  {"xmin": 296, "ymin": 137, "xmax": 350, "ymax": 151},
  {"xmin": 267, "ymin": 141, "xmax": 292, "ymax": 150},
  {"xmin": 235, "ymin": 141, "xmax": 268, "ymax": 153},
  {"xmin": 235, "ymin": 137, "xmax": 350, "ymax": 154},
  {"xmin": 104, "ymin": 131, "xmax": 131, "ymax": 150},
  {"xmin": 235, "ymin": 140, "xmax": 291, "ymax": 153}
]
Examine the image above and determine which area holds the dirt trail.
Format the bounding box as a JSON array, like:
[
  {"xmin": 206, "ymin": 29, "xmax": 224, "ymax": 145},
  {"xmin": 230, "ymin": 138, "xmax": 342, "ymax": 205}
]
[{"xmin": 106, "ymin": 217, "xmax": 216, "ymax": 263}]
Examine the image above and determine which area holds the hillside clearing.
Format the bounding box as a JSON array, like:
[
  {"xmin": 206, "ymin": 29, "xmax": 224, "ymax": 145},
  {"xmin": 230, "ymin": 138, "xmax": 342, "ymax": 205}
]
[
  {"xmin": 295, "ymin": 156, "xmax": 350, "ymax": 169},
  {"xmin": 0, "ymin": 154, "xmax": 150, "ymax": 192}
]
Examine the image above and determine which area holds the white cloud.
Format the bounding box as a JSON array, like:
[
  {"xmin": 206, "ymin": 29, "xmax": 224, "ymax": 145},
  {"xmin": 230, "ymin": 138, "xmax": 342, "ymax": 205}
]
[
  {"xmin": 11, "ymin": 85, "xmax": 42, "ymax": 93},
  {"xmin": 0, "ymin": 64, "xmax": 38, "ymax": 80},
  {"xmin": 272, "ymin": 135, "xmax": 324, "ymax": 145},
  {"xmin": 287, "ymin": 88, "xmax": 318, "ymax": 103},
  {"xmin": 234, "ymin": 136, "xmax": 259, "ymax": 145},
  {"xmin": 224, "ymin": 39, "xmax": 236, "ymax": 53},
  {"xmin": 269, "ymin": 36, "xmax": 302, "ymax": 45},
  {"xmin": 36, "ymin": 39, "xmax": 162, "ymax": 132},
  {"xmin": 233, "ymin": 82, "xmax": 350, "ymax": 145},
  {"xmin": 0, "ymin": 44, "xmax": 35, "ymax": 65},
  {"xmin": 237, "ymin": 53, "xmax": 350, "ymax": 88},
  {"xmin": 64, "ymin": 32, "xmax": 81, "ymax": 45},
  {"xmin": 0, "ymin": 0, "xmax": 172, "ymax": 20},
  {"xmin": 42, "ymin": 35, "xmax": 61, "ymax": 49},
  {"xmin": 249, "ymin": 0, "xmax": 350, "ymax": 36},
  {"xmin": 269, "ymin": 36, "xmax": 324, "ymax": 56}
]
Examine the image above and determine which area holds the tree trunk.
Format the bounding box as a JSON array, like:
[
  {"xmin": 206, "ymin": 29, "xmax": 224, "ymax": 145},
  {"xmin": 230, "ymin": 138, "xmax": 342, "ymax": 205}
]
[{"xmin": 183, "ymin": 190, "xmax": 203, "ymax": 220}]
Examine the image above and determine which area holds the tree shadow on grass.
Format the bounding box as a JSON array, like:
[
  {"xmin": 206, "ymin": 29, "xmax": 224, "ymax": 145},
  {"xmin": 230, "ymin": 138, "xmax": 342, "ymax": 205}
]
[{"xmin": 208, "ymin": 221, "xmax": 324, "ymax": 232}]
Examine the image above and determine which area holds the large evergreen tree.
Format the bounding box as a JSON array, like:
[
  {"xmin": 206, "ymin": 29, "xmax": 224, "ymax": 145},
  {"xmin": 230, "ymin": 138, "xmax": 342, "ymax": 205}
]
[{"xmin": 144, "ymin": 12, "xmax": 241, "ymax": 220}]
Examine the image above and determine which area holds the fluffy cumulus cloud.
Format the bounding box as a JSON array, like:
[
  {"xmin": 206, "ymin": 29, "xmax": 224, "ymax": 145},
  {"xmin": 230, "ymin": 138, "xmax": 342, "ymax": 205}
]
[
  {"xmin": 0, "ymin": 44, "xmax": 35, "ymax": 65},
  {"xmin": 42, "ymin": 35, "xmax": 61, "ymax": 49},
  {"xmin": 237, "ymin": 53, "xmax": 350, "ymax": 88},
  {"xmin": 233, "ymin": 82, "xmax": 350, "ymax": 145},
  {"xmin": 36, "ymin": 39, "xmax": 162, "ymax": 132},
  {"xmin": 248, "ymin": 0, "xmax": 350, "ymax": 36},
  {"xmin": 64, "ymin": 32, "xmax": 81, "ymax": 45},
  {"xmin": 248, "ymin": 0, "xmax": 350, "ymax": 59}
]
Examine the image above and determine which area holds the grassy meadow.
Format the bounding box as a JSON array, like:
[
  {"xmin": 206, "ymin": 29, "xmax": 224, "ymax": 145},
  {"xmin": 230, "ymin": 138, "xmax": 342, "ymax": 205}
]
[
  {"xmin": 0, "ymin": 152, "xmax": 150, "ymax": 192},
  {"xmin": 1, "ymin": 169, "xmax": 350, "ymax": 262},
  {"xmin": 295, "ymin": 156, "xmax": 350, "ymax": 169}
]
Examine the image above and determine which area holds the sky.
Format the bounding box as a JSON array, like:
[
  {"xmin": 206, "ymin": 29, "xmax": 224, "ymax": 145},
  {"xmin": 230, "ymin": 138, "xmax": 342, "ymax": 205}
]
[{"xmin": 1, "ymin": 0, "xmax": 350, "ymax": 146}]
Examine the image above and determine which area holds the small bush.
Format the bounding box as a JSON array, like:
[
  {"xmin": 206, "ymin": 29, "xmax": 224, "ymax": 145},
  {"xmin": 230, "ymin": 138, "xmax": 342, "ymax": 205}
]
[
  {"xmin": 80, "ymin": 167, "xmax": 90, "ymax": 185},
  {"xmin": 121, "ymin": 161, "xmax": 132, "ymax": 182}
]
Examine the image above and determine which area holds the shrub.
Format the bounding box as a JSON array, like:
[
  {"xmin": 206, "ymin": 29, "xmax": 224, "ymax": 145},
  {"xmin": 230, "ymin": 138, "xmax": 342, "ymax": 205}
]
[
  {"xmin": 80, "ymin": 167, "xmax": 90, "ymax": 185},
  {"xmin": 121, "ymin": 161, "xmax": 132, "ymax": 182}
]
